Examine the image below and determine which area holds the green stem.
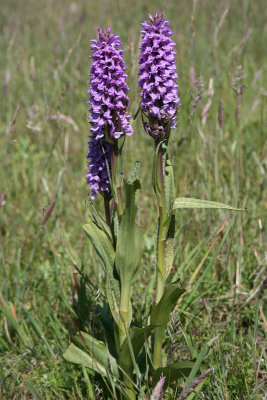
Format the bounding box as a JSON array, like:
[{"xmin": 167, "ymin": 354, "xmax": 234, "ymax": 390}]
[
  {"xmin": 155, "ymin": 144, "xmax": 166, "ymax": 303},
  {"xmin": 119, "ymin": 285, "xmax": 136, "ymax": 399},
  {"xmin": 155, "ymin": 206, "xmax": 165, "ymax": 303},
  {"xmin": 156, "ymin": 141, "xmax": 165, "ymax": 207},
  {"xmin": 153, "ymin": 327, "xmax": 165, "ymax": 370},
  {"xmin": 153, "ymin": 207, "xmax": 166, "ymax": 369},
  {"xmin": 119, "ymin": 283, "xmax": 130, "ymax": 347},
  {"xmin": 153, "ymin": 143, "xmax": 167, "ymax": 368}
]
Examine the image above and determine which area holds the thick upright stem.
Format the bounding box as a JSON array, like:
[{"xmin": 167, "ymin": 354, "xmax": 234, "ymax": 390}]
[
  {"xmin": 153, "ymin": 143, "xmax": 167, "ymax": 368},
  {"xmin": 157, "ymin": 143, "xmax": 165, "ymax": 207},
  {"xmin": 155, "ymin": 206, "xmax": 165, "ymax": 303},
  {"xmin": 155, "ymin": 144, "xmax": 166, "ymax": 302},
  {"xmin": 153, "ymin": 206, "xmax": 166, "ymax": 369},
  {"xmin": 119, "ymin": 283, "xmax": 130, "ymax": 347},
  {"xmin": 153, "ymin": 327, "xmax": 165, "ymax": 369},
  {"xmin": 119, "ymin": 285, "xmax": 135, "ymax": 399}
]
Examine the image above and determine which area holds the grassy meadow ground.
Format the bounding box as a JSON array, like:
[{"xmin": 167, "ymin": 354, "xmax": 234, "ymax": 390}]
[{"xmin": 0, "ymin": 0, "xmax": 266, "ymax": 398}]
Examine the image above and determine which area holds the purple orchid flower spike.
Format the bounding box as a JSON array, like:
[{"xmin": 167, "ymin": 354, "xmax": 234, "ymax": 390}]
[
  {"xmin": 138, "ymin": 13, "xmax": 180, "ymax": 142},
  {"xmin": 87, "ymin": 28, "xmax": 133, "ymax": 199}
]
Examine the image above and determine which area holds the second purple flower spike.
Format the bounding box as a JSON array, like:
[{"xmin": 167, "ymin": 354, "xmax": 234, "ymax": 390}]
[
  {"xmin": 87, "ymin": 28, "xmax": 133, "ymax": 199},
  {"xmin": 138, "ymin": 13, "xmax": 180, "ymax": 140}
]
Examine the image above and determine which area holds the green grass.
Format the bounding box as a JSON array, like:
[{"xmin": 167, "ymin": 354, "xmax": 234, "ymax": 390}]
[{"xmin": 0, "ymin": 0, "xmax": 266, "ymax": 398}]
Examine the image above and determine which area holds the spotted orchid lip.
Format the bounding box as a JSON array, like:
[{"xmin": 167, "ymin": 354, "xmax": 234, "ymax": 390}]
[
  {"xmin": 138, "ymin": 14, "xmax": 180, "ymax": 134},
  {"xmin": 87, "ymin": 28, "xmax": 133, "ymax": 200}
]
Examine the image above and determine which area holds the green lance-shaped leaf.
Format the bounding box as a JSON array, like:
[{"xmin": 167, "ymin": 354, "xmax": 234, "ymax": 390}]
[
  {"xmin": 83, "ymin": 220, "xmax": 114, "ymax": 271},
  {"xmin": 117, "ymin": 201, "xmax": 142, "ymax": 287},
  {"xmin": 151, "ymin": 280, "xmax": 185, "ymax": 329},
  {"xmin": 83, "ymin": 222, "xmax": 120, "ymax": 326},
  {"xmin": 63, "ymin": 332, "xmax": 119, "ymax": 379},
  {"xmin": 118, "ymin": 325, "xmax": 157, "ymax": 377},
  {"xmin": 115, "ymin": 162, "xmax": 142, "ymax": 325},
  {"xmin": 163, "ymin": 149, "xmax": 175, "ymax": 215},
  {"xmin": 87, "ymin": 200, "xmax": 113, "ymax": 241},
  {"xmin": 63, "ymin": 344, "xmax": 106, "ymax": 375},
  {"xmin": 152, "ymin": 361, "xmax": 199, "ymax": 389},
  {"xmin": 154, "ymin": 141, "xmax": 175, "ymax": 283},
  {"xmin": 164, "ymin": 214, "xmax": 175, "ymax": 280},
  {"xmin": 75, "ymin": 331, "xmax": 119, "ymax": 378},
  {"xmin": 172, "ymin": 197, "xmax": 244, "ymax": 211},
  {"xmin": 151, "ymin": 281, "xmax": 185, "ymax": 361},
  {"xmin": 106, "ymin": 275, "xmax": 122, "ymax": 329}
]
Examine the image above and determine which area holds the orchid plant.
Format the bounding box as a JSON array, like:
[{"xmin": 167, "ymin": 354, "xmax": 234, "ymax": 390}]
[{"xmin": 63, "ymin": 14, "xmax": 242, "ymax": 399}]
